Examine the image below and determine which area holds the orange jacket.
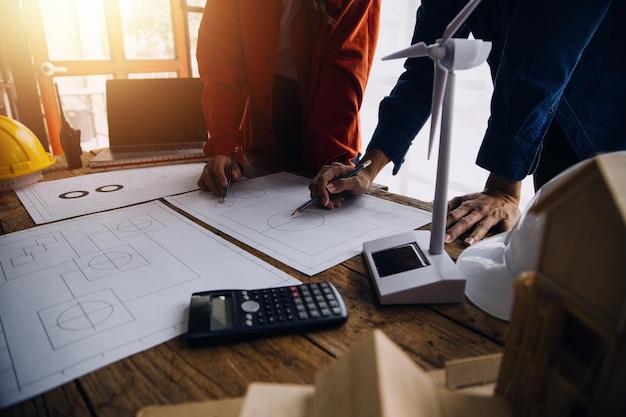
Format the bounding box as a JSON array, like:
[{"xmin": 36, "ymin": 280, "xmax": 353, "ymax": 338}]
[{"xmin": 197, "ymin": 0, "xmax": 380, "ymax": 172}]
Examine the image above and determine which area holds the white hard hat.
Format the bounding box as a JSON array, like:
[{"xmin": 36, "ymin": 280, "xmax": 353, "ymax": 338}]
[{"xmin": 457, "ymin": 152, "xmax": 626, "ymax": 320}]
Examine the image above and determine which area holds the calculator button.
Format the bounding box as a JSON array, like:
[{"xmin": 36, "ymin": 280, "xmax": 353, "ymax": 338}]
[
  {"xmin": 321, "ymin": 308, "xmax": 331, "ymax": 317},
  {"xmin": 245, "ymin": 319, "xmax": 253, "ymax": 327},
  {"xmin": 241, "ymin": 300, "xmax": 261, "ymax": 313},
  {"xmin": 298, "ymin": 311, "xmax": 308, "ymax": 320}
]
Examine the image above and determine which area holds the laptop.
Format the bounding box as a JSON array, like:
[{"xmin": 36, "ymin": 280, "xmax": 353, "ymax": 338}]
[{"xmin": 89, "ymin": 78, "xmax": 208, "ymax": 171}]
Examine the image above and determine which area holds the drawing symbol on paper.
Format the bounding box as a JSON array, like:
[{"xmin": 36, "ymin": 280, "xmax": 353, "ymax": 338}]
[
  {"xmin": 58, "ymin": 184, "xmax": 124, "ymax": 199},
  {"xmin": 267, "ymin": 211, "xmax": 324, "ymax": 231},
  {"xmin": 38, "ymin": 288, "xmax": 134, "ymax": 349}
]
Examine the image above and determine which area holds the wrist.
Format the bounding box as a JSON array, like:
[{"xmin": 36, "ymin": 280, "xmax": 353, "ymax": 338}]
[
  {"xmin": 361, "ymin": 148, "xmax": 389, "ymax": 177},
  {"xmin": 484, "ymin": 172, "xmax": 522, "ymax": 203}
]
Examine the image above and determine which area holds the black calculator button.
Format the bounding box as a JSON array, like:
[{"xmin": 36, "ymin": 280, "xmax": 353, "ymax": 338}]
[{"xmin": 241, "ymin": 300, "xmax": 261, "ymax": 313}]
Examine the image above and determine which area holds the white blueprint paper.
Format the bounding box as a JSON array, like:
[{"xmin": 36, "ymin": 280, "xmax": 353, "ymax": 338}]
[
  {"xmin": 0, "ymin": 201, "xmax": 299, "ymax": 408},
  {"xmin": 16, "ymin": 163, "xmax": 204, "ymax": 224},
  {"xmin": 166, "ymin": 172, "xmax": 432, "ymax": 275}
]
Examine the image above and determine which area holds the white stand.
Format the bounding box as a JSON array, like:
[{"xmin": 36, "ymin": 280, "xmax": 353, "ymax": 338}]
[
  {"xmin": 363, "ymin": 74, "xmax": 466, "ymax": 305},
  {"xmin": 363, "ymin": 231, "xmax": 466, "ymax": 304}
]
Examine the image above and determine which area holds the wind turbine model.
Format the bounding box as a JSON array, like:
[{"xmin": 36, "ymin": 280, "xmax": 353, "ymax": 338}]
[{"xmin": 362, "ymin": 0, "xmax": 492, "ymax": 304}]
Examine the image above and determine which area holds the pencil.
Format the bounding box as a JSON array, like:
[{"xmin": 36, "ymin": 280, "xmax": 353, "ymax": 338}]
[
  {"xmin": 291, "ymin": 159, "xmax": 372, "ymax": 216},
  {"xmin": 223, "ymin": 147, "xmax": 238, "ymax": 202}
]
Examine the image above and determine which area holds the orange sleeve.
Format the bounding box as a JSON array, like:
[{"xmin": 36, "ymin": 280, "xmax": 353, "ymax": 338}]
[
  {"xmin": 197, "ymin": 0, "xmax": 247, "ymax": 163},
  {"xmin": 303, "ymin": 0, "xmax": 381, "ymax": 170}
]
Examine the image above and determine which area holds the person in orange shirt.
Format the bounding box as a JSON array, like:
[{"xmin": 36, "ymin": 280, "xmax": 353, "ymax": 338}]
[{"xmin": 196, "ymin": 0, "xmax": 380, "ymax": 196}]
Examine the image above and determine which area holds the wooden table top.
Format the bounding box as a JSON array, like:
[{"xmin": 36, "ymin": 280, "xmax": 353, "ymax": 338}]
[{"xmin": 0, "ymin": 153, "xmax": 506, "ymax": 417}]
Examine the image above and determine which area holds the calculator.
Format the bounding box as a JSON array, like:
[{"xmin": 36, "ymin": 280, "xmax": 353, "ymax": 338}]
[{"xmin": 187, "ymin": 282, "xmax": 348, "ymax": 346}]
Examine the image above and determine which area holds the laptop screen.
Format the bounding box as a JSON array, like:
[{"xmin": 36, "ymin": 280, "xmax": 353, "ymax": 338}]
[{"xmin": 105, "ymin": 78, "xmax": 207, "ymax": 148}]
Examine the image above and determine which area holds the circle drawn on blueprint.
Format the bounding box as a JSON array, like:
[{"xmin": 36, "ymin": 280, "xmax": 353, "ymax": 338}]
[
  {"xmin": 57, "ymin": 300, "xmax": 114, "ymax": 330},
  {"xmin": 96, "ymin": 184, "xmax": 124, "ymax": 193},
  {"xmin": 216, "ymin": 200, "xmax": 234, "ymax": 208},
  {"xmin": 267, "ymin": 211, "xmax": 324, "ymax": 231},
  {"xmin": 59, "ymin": 190, "xmax": 89, "ymax": 199},
  {"xmin": 116, "ymin": 218, "xmax": 153, "ymax": 233},
  {"xmin": 88, "ymin": 251, "xmax": 134, "ymax": 270}
]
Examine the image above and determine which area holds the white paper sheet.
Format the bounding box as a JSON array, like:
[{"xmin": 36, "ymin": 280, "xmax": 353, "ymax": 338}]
[
  {"xmin": 166, "ymin": 172, "xmax": 432, "ymax": 276},
  {"xmin": 0, "ymin": 201, "xmax": 300, "ymax": 408},
  {"xmin": 15, "ymin": 163, "xmax": 204, "ymax": 224}
]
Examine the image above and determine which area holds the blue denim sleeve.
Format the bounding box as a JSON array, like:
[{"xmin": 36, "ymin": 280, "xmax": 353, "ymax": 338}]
[
  {"xmin": 477, "ymin": 0, "xmax": 614, "ymax": 181},
  {"xmin": 367, "ymin": 0, "xmax": 469, "ymax": 175}
]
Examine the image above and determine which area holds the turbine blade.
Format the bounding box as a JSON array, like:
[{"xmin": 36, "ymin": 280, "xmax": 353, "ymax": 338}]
[
  {"xmin": 441, "ymin": 0, "xmax": 482, "ymax": 44},
  {"xmin": 381, "ymin": 42, "xmax": 428, "ymax": 61},
  {"xmin": 429, "ymin": 62, "xmax": 448, "ymax": 159}
]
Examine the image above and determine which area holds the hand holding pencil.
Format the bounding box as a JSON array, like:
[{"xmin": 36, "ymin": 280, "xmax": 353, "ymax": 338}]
[
  {"xmin": 223, "ymin": 147, "xmax": 239, "ymax": 202},
  {"xmin": 197, "ymin": 148, "xmax": 241, "ymax": 198},
  {"xmin": 293, "ymin": 159, "xmax": 372, "ymax": 216}
]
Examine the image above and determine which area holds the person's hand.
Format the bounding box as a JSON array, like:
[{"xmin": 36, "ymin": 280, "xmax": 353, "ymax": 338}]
[
  {"xmin": 309, "ymin": 149, "xmax": 389, "ymax": 209},
  {"xmin": 445, "ymin": 173, "xmax": 522, "ymax": 245},
  {"xmin": 197, "ymin": 155, "xmax": 242, "ymax": 197}
]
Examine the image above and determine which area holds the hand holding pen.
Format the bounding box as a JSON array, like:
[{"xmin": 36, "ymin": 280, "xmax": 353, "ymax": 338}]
[
  {"xmin": 292, "ymin": 159, "xmax": 372, "ymax": 216},
  {"xmin": 223, "ymin": 147, "xmax": 239, "ymax": 202}
]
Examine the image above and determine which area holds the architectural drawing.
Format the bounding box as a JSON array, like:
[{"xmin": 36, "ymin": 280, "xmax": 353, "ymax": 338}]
[
  {"xmin": 15, "ymin": 163, "xmax": 204, "ymax": 224},
  {"xmin": 167, "ymin": 172, "xmax": 432, "ymax": 275},
  {"xmin": 0, "ymin": 201, "xmax": 299, "ymax": 408}
]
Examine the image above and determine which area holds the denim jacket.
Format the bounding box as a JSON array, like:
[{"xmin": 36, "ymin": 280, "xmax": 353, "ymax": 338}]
[{"xmin": 369, "ymin": 0, "xmax": 625, "ymax": 181}]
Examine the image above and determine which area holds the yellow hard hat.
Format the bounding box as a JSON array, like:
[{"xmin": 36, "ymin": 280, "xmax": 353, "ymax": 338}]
[{"xmin": 0, "ymin": 115, "xmax": 56, "ymax": 191}]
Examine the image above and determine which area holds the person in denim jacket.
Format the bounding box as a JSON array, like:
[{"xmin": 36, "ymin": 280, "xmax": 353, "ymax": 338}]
[{"xmin": 310, "ymin": 0, "xmax": 625, "ymax": 245}]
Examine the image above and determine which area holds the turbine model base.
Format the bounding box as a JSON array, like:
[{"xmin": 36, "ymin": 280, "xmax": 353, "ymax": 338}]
[{"xmin": 363, "ymin": 231, "xmax": 466, "ymax": 305}]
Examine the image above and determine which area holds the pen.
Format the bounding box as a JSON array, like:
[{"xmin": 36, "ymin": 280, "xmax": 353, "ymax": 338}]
[
  {"xmin": 292, "ymin": 159, "xmax": 372, "ymax": 216},
  {"xmin": 223, "ymin": 147, "xmax": 238, "ymax": 202}
]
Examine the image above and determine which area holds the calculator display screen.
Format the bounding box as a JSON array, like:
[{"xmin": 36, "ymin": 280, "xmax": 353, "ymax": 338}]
[
  {"xmin": 372, "ymin": 242, "xmax": 429, "ymax": 277},
  {"xmin": 210, "ymin": 295, "xmax": 234, "ymax": 330}
]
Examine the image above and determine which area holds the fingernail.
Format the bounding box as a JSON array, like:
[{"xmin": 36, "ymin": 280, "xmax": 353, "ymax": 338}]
[
  {"xmin": 465, "ymin": 237, "xmax": 476, "ymax": 246},
  {"xmin": 444, "ymin": 234, "xmax": 452, "ymax": 243},
  {"xmin": 327, "ymin": 183, "xmax": 336, "ymax": 193}
]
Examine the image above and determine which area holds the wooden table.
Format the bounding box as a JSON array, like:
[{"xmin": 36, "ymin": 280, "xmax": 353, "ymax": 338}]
[{"xmin": 1, "ymin": 153, "xmax": 507, "ymax": 417}]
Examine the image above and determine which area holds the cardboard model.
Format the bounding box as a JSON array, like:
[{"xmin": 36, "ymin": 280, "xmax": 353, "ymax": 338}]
[
  {"xmin": 496, "ymin": 151, "xmax": 626, "ymax": 416},
  {"xmin": 137, "ymin": 330, "xmax": 510, "ymax": 417}
]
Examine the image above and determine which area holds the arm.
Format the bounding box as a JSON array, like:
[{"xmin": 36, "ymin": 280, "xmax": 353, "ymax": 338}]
[
  {"xmin": 476, "ymin": 0, "xmax": 612, "ymax": 181},
  {"xmin": 368, "ymin": 0, "xmax": 470, "ymax": 174},
  {"xmin": 196, "ymin": 0, "xmax": 246, "ymax": 195},
  {"xmin": 302, "ymin": 0, "xmax": 381, "ymax": 170},
  {"xmin": 448, "ymin": 0, "xmax": 613, "ymax": 244},
  {"xmin": 308, "ymin": 0, "xmax": 465, "ymax": 205}
]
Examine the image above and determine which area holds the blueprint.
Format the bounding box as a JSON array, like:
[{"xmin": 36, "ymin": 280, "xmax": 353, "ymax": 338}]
[
  {"xmin": 166, "ymin": 172, "xmax": 432, "ymax": 275},
  {"xmin": 16, "ymin": 163, "xmax": 204, "ymax": 224},
  {"xmin": 0, "ymin": 201, "xmax": 299, "ymax": 408}
]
